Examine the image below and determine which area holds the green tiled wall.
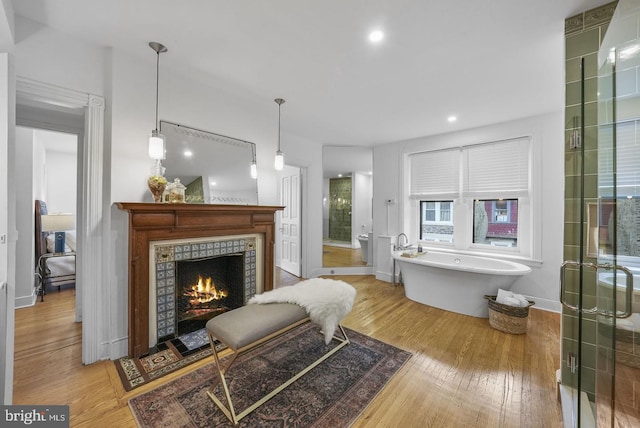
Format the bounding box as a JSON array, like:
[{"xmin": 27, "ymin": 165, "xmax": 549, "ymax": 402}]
[
  {"xmin": 563, "ymin": 1, "xmax": 618, "ymax": 400},
  {"xmin": 328, "ymin": 177, "xmax": 352, "ymax": 242}
]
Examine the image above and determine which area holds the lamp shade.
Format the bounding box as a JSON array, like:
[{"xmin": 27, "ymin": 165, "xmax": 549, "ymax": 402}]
[
  {"xmin": 274, "ymin": 151, "xmax": 284, "ymax": 171},
  {"xmin": 250, "ymin": 161, "xmax": 258, "ymax": 179},
  {"xmin": 41, "ymin": 214, "xmax": 75, "ymax": 232},
  {"xmin": 149, "ymin": 130, "xmax": 166, "ymax": 159}
]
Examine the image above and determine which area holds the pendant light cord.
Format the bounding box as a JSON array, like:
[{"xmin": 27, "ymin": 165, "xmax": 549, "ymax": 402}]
[
  {"xmin": 277, "ymin": 103, "xmax": 281, "ymax": 151},
  {"xmin": 155, "ymin": 51, "xmax": 160, "ymax": 132},
  {"xmin": 274, "ymin": 98, "xmax": 285, "ymax": 151}
]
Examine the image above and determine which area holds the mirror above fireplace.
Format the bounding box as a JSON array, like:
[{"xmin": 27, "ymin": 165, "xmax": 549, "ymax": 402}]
[{"xmin": 160, "ymin": 121, "xmax": 259, "ymax": 205}]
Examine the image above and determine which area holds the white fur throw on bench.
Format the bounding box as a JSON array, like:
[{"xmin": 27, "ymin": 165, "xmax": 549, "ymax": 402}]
[{"xmin": 248, "ymin": 278, "xmax": 356, "ymax": 344}]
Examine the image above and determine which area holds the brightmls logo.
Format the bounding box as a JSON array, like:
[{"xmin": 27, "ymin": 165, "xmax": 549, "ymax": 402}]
[{"xmin": 2, "ymin": 406, "xmax": 69, "ymax": 427}]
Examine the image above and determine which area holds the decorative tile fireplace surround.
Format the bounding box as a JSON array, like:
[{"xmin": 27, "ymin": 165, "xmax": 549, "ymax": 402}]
[
  {"xmin": 116, "ymin": 203, "xmax": 282, "ymax": 358},
  {"xmin": 149, "ymin": 234, "xmax": 261, "ymax": 344}
]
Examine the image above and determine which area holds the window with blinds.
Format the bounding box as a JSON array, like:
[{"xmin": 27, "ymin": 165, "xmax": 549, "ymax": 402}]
[
  {"xmin": 409, "ymin": 149, "xmax": 460, "ymax": 199},
  {"xmin": 463, "ymin": 138, "xmax": 530, "ymax": 199},
  {"xmin": 412, "ymin": 137, "xmax": 531, "ymax": 249},
  {"xmin": 410, "ymin": 137, "xmax": 530, "ymax": 199}
]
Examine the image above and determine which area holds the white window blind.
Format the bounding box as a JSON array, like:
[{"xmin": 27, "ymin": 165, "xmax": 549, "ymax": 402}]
[
  {"xmin": 409, "ymin": 149, "xmax": 460, "ymax": 199},
  {"xmin": 463, "ymin": 137, "xmax": 530, "ymax": 198}
]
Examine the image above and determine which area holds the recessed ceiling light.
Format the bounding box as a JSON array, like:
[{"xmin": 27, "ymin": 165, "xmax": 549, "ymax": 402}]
[
  {"xmin": 368, "ymin": 30, "xmax": 384, "ymax": 43},
  {"xmin": 184, "ymin": 150, "xmax": 193, "ymax": 157},
  {"xmin": 447, "ymin": 115, "xmax": 457, "ymax": 123},
  {"xmin": 210, "ymin": 181, "xmax": 217, "ymax": 186}
]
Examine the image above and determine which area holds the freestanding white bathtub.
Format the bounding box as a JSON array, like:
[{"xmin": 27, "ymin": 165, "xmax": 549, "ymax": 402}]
[{"xmin": 393, "ymin": 250, "xmax": 532, "ymax": 317}]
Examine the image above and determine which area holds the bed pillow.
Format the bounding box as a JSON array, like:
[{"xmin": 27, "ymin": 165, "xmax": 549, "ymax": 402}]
[{"xmin": 65, "ymin": 231, "xmax": 76, "ymax": 251}]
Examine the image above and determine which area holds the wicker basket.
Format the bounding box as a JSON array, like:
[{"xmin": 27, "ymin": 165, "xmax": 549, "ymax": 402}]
[{"xmin": 484, "ymin": 295, "xmax": 535, "ymax": 334}]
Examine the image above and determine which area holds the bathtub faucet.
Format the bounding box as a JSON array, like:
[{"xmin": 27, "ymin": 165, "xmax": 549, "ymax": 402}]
[{"xmin": 395, "ymin": 233, "xmax": 409, "ymax": 250}]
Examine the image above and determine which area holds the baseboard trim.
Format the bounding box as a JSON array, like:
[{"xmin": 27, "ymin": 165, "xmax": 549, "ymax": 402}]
[
  {"xmin": 525, "ymin": 296, "xmax": 561, "ymax": 313},
  {"xmin": 14, "ymin": 291, "xmax": 36, "ymax": 309}
]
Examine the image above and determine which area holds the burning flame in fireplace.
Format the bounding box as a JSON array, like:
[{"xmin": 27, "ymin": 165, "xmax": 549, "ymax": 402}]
[{"xmin": 185, "ymin": 275, "xmax": 228, "ymax": 305}]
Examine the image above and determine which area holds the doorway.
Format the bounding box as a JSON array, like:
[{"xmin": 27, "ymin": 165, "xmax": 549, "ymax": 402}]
[
  {"xmin": 14, "ymin": 77, "xmax": 105, "ymax": 365},
  {"xmin": 29, "ymin": 127, "xmax": 78, "ymax": 299},
  {"xmin": 321, "ymin": 146, "xmax": 373, "ymax": 270},
  {"xmin": 16, "ymin": 101, "xmax": 83, "ymax": 320}
]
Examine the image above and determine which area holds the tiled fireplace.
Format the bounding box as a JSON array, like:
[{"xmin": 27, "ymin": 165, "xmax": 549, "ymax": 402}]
[
  {"xmin": 149, "ymin": 234, "xmax": 262, "ymax": 345},
  {"xmin": 116, "ymin": 203, "xmax": 282, "ymax": 358}
]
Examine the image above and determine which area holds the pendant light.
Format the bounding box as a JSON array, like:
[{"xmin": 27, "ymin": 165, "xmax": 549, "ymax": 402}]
[
  {"xmin": 274, "ymin": 98, "xmax": 285, "ymax": 170},
  {"xmin": 148, "ymin": 42, "xmax": 168, "ymax": 167},
  {"xmin": 250, "ymin": 143, "xmax": 258, "ymax": 179}
]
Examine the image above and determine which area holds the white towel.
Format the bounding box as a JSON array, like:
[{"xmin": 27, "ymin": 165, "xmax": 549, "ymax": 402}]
[
  {"xmin": 503, "ymin": 296, "xmax": 521, "ymax": 307},
  {"xmin": 496, "ymin": 288, "xmax": 529, "ymax": 307},
  {"xmin": 496, "ymin": 289, "xmax": 512, "ymax": 305}
]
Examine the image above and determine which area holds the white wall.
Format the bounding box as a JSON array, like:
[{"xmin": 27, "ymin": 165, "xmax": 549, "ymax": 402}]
[
  {"xmin": 373, "ymin": 112, "xmax": 565, "ymax": 311},
  {"xmin": 12, "ymin": 16, "xmax": 105, "ymax": 97},
  {"xmin": 39, "ymin": 143, "xmax": 77, "ymax": 214},
  {"xmin": 13, "ymin": 126, "xmax": 33, "ymax": 307}
]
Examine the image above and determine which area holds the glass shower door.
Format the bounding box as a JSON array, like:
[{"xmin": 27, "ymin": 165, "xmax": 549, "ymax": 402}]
[
  {"xmin": 561, "ymin": 5, "xmax": 640, "ymax": 423},
  {"xmin": 595, "ymin": 33, "xmax": 640, "ymax": 426}
]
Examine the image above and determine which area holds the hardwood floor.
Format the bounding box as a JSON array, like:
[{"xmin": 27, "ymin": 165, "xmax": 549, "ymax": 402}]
[
  {"xmin": 13, "ymin": 273, "xmax": 562, "ymax": 427},
  {"xmin": 322, "ymin": 244, "xmax": 367, "ymax": 267}
]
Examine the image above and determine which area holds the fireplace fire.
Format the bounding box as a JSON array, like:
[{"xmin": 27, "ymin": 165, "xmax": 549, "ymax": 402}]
[
  {"xmin": 174, "ymin": 270, "xmax": 235, "ymax": 339},
  {"xmin": 183, "ymin": 275, "xmax": 229, "ymax": 313}
]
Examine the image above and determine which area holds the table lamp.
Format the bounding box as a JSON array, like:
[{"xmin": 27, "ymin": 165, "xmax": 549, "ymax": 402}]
[{"xmin": 41, "ymin": 213, "xmax": 75, "ymax": 253}]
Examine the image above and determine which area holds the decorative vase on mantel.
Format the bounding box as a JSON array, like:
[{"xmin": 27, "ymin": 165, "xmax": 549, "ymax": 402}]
[
  {"xmin": 147, "ymin": 163, "xmax": 167, "ymax": 203},
  {"xmin": 167, "ymin": 178, "xmax": 186, "ymax": 203}
]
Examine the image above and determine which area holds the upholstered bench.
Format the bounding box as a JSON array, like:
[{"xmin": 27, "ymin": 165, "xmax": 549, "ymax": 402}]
[
  {"xmin": 205, "ymin": 278, "xmax": 356, "ymax": 425},
  {"xmin": 207, "ymin": 303, "xmax": 308, "ymax": 352}
]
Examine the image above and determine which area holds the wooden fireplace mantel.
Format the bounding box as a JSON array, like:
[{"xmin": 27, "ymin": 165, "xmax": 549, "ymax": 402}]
[{"xmin": 116, "ymin": 202, "xmax": 283, "ymax": 358}]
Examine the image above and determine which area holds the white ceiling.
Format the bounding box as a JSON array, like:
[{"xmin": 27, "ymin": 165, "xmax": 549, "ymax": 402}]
[{"xmin": 11, "ymin": 0, "xmax": 609, "ymax": 147}]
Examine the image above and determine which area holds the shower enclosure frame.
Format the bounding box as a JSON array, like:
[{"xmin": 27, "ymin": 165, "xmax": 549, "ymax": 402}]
[{"xmin": 560, "ymin": 2, "xmax": 640, "ymax": 425}]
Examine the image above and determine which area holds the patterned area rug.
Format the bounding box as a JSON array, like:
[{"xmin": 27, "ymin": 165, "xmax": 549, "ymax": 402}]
[
  {"xmin": 115, "ymin": 329, "xmax": 225, "ymax": 391},
  {"xmin": 128, "ymin": 324, "xmax": 411, "ymax": 427}
]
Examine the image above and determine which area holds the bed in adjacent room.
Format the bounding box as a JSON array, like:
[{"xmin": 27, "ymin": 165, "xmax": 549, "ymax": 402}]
[{"xmin": 35, "ymin": 200, "xmax": 76, "ymax": 301}]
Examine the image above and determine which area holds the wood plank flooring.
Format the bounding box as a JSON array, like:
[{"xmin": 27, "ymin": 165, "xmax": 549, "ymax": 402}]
[
  {"xmin": 322, "ymin": 244, "xmax": 367, "ymax": 267},
  {"xmin": 13, "ymin": 273, "xmax": 562, "ymax": 427}
]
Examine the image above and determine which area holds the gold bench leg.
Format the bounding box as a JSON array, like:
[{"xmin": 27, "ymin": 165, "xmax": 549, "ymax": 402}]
[
  {"xmin": 207, "ymin": 324, "xmax": 350, "ymax": 425},
  {"xmin": 206, "ymin": 333, "xmax": 240, "ymax": 424}
]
